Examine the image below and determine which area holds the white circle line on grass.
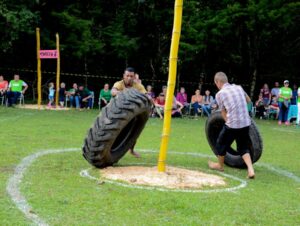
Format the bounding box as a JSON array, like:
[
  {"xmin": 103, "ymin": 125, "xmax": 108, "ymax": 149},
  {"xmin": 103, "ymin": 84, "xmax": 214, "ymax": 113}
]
[
  {"xmin": 139, "ymin": 149, "xmax": 300, "ymax": 183},
  {"xmin": 272, "ymin": 127, "xmax": 300, "ymax": 133},
  {"xmin": 6, "ymin": 148, "xmax": 78, "ymax": 226},
  {"xmin": 79, "ymin": 167, "xmax": 247, "ymax": 193},
  {"xmin": 6, "ymin": 148, "xmax": 300, "ymax": 226},
  {"xmin": 256, "ymin": 162, "xmax": 300, "ymax": 183}
]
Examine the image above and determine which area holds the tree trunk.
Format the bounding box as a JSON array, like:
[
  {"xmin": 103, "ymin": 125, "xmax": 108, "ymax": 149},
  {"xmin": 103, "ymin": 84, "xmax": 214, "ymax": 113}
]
[
  {"xmin": 250, "ymin": 69, "xmax": 257, "ymax": 99},
  {"xmin": 150, "ymin": 59, "xmax": 156, "ymax": 87}
]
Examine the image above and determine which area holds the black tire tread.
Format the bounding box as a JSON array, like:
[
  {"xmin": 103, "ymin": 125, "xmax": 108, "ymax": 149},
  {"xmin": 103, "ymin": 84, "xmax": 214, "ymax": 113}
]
[
  {"xmin": 205, "ymin": 111, "xmax": 263, "ymax": 168},
  {"xmin": 82, "ymin": 89, "xmax": 151, "ymax": 168}
]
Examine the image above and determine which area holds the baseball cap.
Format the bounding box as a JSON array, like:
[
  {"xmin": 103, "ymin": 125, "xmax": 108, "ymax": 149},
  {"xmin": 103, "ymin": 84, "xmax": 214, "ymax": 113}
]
[{"xmin": 284, "ymin": 80, "xmax": 289, "ymax": 84}]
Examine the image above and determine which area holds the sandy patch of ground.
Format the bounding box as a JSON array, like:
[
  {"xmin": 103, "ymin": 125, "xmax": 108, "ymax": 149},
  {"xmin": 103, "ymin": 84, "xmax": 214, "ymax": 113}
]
[
  {"xmin": 100, "ymin": 166, "xmax": 226, "ymax": 189},
  {"xmin": 18, "ymin": 104, "xmax": 70, "ymax": 110}
]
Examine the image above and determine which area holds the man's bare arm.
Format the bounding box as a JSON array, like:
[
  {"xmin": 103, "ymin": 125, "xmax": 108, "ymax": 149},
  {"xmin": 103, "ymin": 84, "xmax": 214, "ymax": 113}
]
[
  {"xmin": 221, "ymin": 108, "xmax": 227, "ymax": 121},
  {"xmin": 111, "ymin": 87, "xmax": 119, "ymax": 97},
  {"xmin": 22, "ymin": 84, "xmax": 28, "ymax": 94}
]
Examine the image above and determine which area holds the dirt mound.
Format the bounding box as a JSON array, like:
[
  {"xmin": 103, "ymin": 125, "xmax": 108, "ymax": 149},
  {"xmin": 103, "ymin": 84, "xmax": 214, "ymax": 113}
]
[{"xmin": 101, "ymin": 166, "xmax": 226, "ymax": 189}]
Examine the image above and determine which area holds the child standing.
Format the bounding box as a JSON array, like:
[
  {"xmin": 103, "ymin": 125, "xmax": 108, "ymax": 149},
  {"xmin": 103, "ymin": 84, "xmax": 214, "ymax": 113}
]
[
  {"xmin": 48, "ymin": 82, "xmax": 55, "ymax": 108},
  {"xmin": 59, "ymin": 82, "xmax": 66, "ymax": 108}
]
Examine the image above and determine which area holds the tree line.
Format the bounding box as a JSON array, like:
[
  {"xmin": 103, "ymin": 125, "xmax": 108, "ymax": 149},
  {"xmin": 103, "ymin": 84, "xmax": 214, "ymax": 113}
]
[{"xmin": 0, "ymin": 0, "xmax": 299, "ymax": 97}]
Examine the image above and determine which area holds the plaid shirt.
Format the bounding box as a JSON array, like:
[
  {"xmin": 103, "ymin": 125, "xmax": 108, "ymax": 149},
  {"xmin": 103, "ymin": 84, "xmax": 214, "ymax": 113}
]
[{"xmin": 216, "ymin": 83, "xmax": 251, "ymax": 129}]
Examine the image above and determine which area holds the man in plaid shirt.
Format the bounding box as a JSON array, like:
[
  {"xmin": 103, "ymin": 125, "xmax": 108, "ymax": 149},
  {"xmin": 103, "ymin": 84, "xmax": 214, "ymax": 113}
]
[{"xmin": 208, "ymin": 72, "xmax": 255, "ymax": 179}]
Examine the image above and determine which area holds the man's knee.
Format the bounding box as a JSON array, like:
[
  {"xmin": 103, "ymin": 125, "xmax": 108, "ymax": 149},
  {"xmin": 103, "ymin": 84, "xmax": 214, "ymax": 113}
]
[{"xmin": 215, "ymin": 142, "xmax": 227, "ymax": 156}]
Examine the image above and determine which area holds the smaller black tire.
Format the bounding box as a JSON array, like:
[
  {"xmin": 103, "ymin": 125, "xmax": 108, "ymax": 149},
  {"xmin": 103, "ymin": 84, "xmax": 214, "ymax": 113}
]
[
  {"xmin": 205, "ymin": 111, "xmax": 263, "ymax": 168},
  {"xmin": 82, "ymin": 89, "xmax": 152, "ymax": 168}
]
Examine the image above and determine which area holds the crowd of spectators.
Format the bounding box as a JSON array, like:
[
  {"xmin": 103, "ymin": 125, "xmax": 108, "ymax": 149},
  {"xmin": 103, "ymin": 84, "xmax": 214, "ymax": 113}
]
[
  {"xmin": 1, "ymin": 73, "xmax": 299, "ymax": 125},
  {"xmin": 254, "ymin": 80, "xmax": 299, "ymax": 126}
]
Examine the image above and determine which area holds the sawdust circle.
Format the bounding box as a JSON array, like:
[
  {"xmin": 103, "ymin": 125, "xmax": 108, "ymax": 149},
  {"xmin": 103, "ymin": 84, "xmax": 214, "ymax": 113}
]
[{"xmin": 100, "ymin": 166, "xmax": 226, "ymax": 189}]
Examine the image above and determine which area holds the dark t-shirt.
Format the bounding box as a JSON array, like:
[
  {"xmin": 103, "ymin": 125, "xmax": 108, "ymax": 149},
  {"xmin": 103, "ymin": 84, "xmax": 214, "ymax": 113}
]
[
  {"xmin": 78, "ymin": 88, "xmax": 91, "ymax": 98},
  {"xmin": 291, "ymin": 90, "xmax": 298, "ymax": 105},
  {"xmin": 59, "ymin": 88, "xmax": 65, "ymax": 98}
]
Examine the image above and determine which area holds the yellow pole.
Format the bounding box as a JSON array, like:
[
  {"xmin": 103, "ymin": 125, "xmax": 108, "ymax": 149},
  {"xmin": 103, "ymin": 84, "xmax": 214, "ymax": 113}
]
[
  {"xmin": 158, "ymin": 0, "xmax": 183, "ymax": 172},
  {"xmin": 55, "ymin": 33, "xmax": 60, "ymax": 107},
  {"xmin": 36, "ymin": 27, "xmax": 42, "ymax": 109}
]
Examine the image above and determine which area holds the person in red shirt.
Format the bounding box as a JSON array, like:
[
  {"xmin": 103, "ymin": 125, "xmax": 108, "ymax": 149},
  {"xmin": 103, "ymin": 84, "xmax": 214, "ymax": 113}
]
[
  {"xmin": 154, "ymin": 93, "xmax": 165, "ymax": 119},
  {"xmin": 0, "ymin": 75, "xmax": 8, "ymax": 97},
  {"xmin": 260, "ymin": 83, "xmax": 271, "ymax": 106}
]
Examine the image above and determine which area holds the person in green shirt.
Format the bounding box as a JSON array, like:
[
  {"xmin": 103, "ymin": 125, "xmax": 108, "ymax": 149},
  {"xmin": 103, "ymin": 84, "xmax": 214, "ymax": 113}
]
[
  {"xmin": 99, "ymin": 83, "xmax": 111, "ymax": 109},
  {"xmin": 66, "ymin": 83, "xmax": 78, "ymax": 108},
  {"xmin": 278, "ymin": 80, "xmax": 292, "ymax": 125},
  {"xmin": 77, "ymin": 85, "xmax": 93, "ymax": 109},
  {"xmin": 7, "ymin": 74, "xmax": 28, "ymax": 107}
]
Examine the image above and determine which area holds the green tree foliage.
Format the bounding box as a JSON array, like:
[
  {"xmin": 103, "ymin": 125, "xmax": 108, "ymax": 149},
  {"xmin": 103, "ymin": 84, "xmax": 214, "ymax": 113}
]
[
  {"xmin": 0, "ymin": 0, "xmax": 299, "ymax": 93},
  {"xmin": 0, "ymin": 0, "xmax": 38, "ymax": 53}
]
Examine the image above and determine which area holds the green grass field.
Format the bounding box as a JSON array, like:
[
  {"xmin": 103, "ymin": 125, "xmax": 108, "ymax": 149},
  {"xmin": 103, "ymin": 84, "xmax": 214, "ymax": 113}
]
[{"xmin": 0, "ymin": 106, "xmax": 299, "ymax": 225}]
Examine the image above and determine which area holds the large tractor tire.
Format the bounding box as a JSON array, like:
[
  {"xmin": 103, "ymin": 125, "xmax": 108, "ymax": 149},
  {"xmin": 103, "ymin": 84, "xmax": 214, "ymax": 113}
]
[
  {"xmin": 205, "ymin": 111, "xmax": 263, "ymax": 168},
  {"xmin": 82, "ymin": 89, "xmax": 152, "ymax": 168}
]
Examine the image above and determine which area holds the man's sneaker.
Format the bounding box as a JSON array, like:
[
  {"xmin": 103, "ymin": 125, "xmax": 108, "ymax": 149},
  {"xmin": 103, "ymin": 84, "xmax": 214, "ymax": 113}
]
[
  {"xmin": 285, "ymin": 121, "xmax": 290, "ymax": 126},
  {"xmin": 278, "ymin": 121, "xmax": 282, "ymax": 125}
]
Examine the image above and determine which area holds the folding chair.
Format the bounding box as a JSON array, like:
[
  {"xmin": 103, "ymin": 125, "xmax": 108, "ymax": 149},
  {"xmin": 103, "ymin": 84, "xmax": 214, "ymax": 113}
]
[
  {"xmin": 90, "ymin": 91, "xmax": 95, "ymax": 109},
  {"xmin": 5, "ymin": 93, "xmax": 25, "ymax": 106},
  {"xmin": 188, "ymin": 103, "xmax": 203, "ymax": 118}
]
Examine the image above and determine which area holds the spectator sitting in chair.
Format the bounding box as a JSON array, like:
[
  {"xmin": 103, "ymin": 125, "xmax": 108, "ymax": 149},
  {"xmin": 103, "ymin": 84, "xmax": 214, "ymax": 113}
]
[
  {"xmin": 78, "ymin": 85, "xmax": 93, "ymax": 109},
  {"xmin": 66, "ymin": 83, "xmax": 78, "ymax": 108},
  {"xmin": 172, "ymin": 99, "xmax": 184, "ymax": 117},
  {"xmin": 6, "ymin": 74, "xmax": 28, "ymax": 107},
  {"xmin": 176, "ymin": 87, "xmax": 189, "ymax": 114},
  {"xmin": 146, "ymin": 85, "xmax": 156, "ymax": 117},
  {"xmin": 255, "ymin": 93, "xmax": 266, "ymax": 119},
  {"xmin": 191, "ymin": 89, "xmax": 203, "ymax": 118},
  {"xmin": 154, "ymin": 93, "xmax": 165, "ymax": 119},
  {"xmin": 202, "ymin": 89, "xmax": 214, "ymax": 116},
  {"xmin": 154, "ymin": 92, "xmax": 183, "ymax": 118},
  {"xmin": 260, "ymin": 83, "xmax": 271, "ymax": 106},
  {"xmin": 99, "ymin": 83, "xmax": 111, "ymax": 108},
  {"xmin": 146, "ymin": 85, "xmax": 155, "ymax": 99},
  {"xmin": 268, "ymin": 95, "xmax": 279, "ymax": 119},
  {"xmin": 0, "ymin": 75, "xmax": 8, "ymax": 99}
]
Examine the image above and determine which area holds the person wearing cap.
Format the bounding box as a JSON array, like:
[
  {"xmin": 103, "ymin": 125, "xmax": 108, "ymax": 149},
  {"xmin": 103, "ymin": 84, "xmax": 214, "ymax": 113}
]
[{"xmin": 278, "ymin": 80, "xmax": 292, "ymax": 125}]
